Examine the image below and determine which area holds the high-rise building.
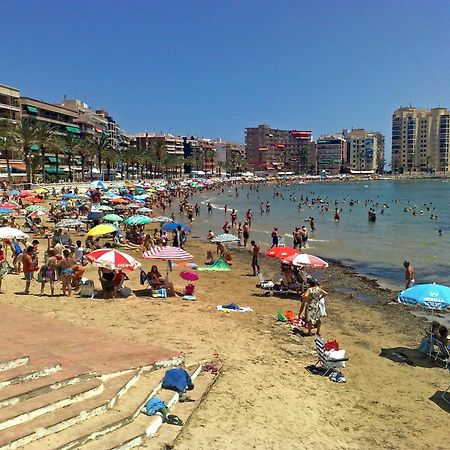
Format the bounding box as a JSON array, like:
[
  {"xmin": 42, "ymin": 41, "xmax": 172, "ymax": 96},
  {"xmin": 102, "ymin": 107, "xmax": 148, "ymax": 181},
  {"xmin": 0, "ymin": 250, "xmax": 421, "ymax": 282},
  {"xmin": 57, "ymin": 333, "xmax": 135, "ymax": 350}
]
[
  {"xmin": 0, "ymin": 84, "xmax": 20, "ymax": 122},
  {"xmin": 391, "ymin": 106, "xmax": 450, "ymax": 173},
  {"xmin": 245, "ymin": 124, "xmax": 316, "ymax": 174},
  {"xmin": 316, "ymin": 134, "xmax": 347, "ymax": 175},
  {"xmin": 183, "ymin": 137, "xmax": 216, "ymax": 174},
  {"xmin": 213, "ymin": 139, "xmax": 246, "ymax": 173},
  {"xmin": 346, "ymin": 128, "xmax": 385, "ymax": 172}
]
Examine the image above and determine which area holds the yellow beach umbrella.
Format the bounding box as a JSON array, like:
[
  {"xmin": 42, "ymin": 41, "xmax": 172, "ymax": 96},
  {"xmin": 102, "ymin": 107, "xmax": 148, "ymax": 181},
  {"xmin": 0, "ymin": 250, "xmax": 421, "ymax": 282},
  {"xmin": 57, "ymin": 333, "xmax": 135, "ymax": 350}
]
[
  {"xmin": 86, "ymin": 224, "xmax": 117, "ymax": 237},
  {"xmin": 35, "ymin": 188, "xmax": 49, "ymax": 194}
]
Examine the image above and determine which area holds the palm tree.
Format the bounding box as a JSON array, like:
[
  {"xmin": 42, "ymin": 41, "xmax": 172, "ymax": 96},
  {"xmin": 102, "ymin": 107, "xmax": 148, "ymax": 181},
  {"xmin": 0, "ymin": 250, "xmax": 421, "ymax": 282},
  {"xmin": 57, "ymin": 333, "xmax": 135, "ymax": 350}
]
[
  {"xmin": 0, "ymin": 119, "xmax": 15, "ymax": 183},
  {"xmin": 57, "ymin": 134, "xmax": 85, "ymax": 182},
  {"xmin": 76, "ymin": 139, "xmax": 96, "ymax": 181},
  {"xmin": 29, "ymin": 153, "xmax": 44, "ymax": 184},
  {"xmin": 92, "ymin": 133, "xmax": 111, "ymax": 173},
  {"xmin": 150, "ymin": 141, "xmax": 167, "ymax": 178},
  {"xmin": 103, "ymin": 146, "xmax": 119, "ymax": 180}
]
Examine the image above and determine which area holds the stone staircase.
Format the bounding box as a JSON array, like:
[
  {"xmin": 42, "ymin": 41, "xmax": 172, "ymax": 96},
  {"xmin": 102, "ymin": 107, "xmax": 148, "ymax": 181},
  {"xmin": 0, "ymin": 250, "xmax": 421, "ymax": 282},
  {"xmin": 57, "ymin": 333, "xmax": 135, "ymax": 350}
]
[{"xmin": 0, "ymin": 355, "xmax": 221, "ymax": 449}]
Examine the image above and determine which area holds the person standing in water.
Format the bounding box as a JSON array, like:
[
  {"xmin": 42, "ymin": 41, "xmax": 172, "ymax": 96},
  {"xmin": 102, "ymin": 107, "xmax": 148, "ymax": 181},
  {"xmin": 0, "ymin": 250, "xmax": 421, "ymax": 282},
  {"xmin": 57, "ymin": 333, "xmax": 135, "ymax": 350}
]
[{"xmin": 404, "ymin": 261, "xmax": 415, "ymax": 289}]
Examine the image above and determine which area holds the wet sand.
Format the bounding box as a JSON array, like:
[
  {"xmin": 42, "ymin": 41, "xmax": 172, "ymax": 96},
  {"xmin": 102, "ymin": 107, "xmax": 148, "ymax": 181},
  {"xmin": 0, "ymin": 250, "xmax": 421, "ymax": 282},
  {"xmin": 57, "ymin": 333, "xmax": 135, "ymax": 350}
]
[{"xmin": 1, "ymin": 233, "xmax": 449, "ymax": 449}]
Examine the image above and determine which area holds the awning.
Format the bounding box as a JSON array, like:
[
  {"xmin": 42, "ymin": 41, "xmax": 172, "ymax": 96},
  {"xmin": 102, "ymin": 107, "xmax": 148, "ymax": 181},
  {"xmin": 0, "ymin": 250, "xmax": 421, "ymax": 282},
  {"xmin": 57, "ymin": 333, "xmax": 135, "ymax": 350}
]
[
  {"xmin": 26, "ymin": 105, "xmax": 38, "ymax": 113},
  {"xmin": 47, "ymin": 156, "xmax": 58, "ymax": 163},
  {"xmin": 31, "ymin": 144, "xmax": 40, "ymax": 151},
  {"xmin": 66, "ymin": 126, "xmax": 80, "ymax": 133},
  {"xmin": 10, "ymin": 163, "xmax": 26, "ymax": 171},
  {"xmin": 95, "ymin": 128, "xmax": 103, "ymax": 133},
  {"xmin": 45, "ymin": 167, "xmax": 66, "ymax": 174}
]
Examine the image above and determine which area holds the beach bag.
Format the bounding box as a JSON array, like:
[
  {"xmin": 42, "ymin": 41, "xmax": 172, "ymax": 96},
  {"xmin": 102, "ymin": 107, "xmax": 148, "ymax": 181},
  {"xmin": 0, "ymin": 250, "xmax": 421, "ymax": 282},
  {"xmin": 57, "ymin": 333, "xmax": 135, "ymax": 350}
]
[
  {"xmin": 157, "ymin": 288, "xmax": 167, "ymax": 298},
  {"xmin": 277, "ymin": 311, "xmax": 287, "ymax": 322},
  {"xmin": 324, "ymin": 340, "xmax": 339, "ymax": 352},
  {"xmin": 284, "ymin": 310, "xmax": 294, "ymax": 323},
  {"xmin": 319, "ymin": 297, "xmax": 327, "ymax": 317}
]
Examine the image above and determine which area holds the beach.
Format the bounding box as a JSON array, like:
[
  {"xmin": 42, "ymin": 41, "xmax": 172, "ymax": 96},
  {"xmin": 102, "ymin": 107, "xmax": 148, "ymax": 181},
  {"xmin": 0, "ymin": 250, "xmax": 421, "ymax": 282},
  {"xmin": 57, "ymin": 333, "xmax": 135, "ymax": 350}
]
[{"xmin": 1, "ymin": 230, "xmax": 448, "ymax": 449}]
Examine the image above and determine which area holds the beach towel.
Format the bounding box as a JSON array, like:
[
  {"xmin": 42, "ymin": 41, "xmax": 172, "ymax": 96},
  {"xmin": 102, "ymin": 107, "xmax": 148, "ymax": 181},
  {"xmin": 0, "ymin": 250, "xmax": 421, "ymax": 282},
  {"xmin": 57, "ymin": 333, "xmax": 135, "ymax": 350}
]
[
  {"xmin": 162, "ymin": 368, "xmax": 193, "ymax": 394},
  {"xmin": 197, "ymin": 257, "xmax": 231, "ymax": 272},
  {"xmin": 217, "ymin": 304, "xmax": 253, "ymax": 312}
]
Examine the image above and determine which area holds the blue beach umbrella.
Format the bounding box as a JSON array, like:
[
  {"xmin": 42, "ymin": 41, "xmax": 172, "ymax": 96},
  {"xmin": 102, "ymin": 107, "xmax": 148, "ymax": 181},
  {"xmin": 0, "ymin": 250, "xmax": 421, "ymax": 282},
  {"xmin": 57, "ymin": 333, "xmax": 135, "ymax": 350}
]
[
  {"xmin": 398, "ymin": 284, "xmax": 450, "ymax": 311},
  {"xmin": 62, "ymin": 193, "xmax": 78, "ymax": 199},
  {"xmin": 161, "ymin": 222, "xmax": 191, "ymax": 232},
  {"xmin": 0, "ymin": 208, "xmax": 13, "ymax": 215},
  {"xmin": 9, "ymin": 190, "xmax": 20, "ymax": 196}
]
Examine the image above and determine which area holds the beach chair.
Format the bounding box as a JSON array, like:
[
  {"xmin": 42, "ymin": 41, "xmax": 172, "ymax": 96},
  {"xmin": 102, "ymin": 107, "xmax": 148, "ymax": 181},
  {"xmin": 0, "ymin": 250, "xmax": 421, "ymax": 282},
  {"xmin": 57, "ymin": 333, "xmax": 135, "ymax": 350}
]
[
  {"xmin": 79, "ymin": 279, "xmax": 95, "ymax": 298},
  {"xmin": 434, "ymin": 340, "xmax": 450, "ymax": 369},
  {"xmin": 314, "ymin": 336, "xmax": 349, "ymax": 376},
  {"xmin": 256, "ymin": 273, "xmax": 274, "ymax": 296},
  {"xmin": 183, "ymin": 283, "xmax": 196, "ymax": 301}
]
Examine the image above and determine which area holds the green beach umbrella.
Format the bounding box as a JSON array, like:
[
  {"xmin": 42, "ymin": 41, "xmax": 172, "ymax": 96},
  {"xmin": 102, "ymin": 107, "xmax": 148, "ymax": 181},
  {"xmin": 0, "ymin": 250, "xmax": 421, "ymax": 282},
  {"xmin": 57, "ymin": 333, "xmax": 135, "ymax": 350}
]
[
  {"xmin": 97, "ymin": 205, "xmax": 114, "ymax": 211},
  {"xmin": 103, "ymin": 214, "xmax": 124, "ymax": 222},
  {"xmin": 26, "ymin": 205, "xmax": 46, "ymax": 212},
  {"xmin": 123, "ymin": 215, "xmax": 153, "ymax": 226}
]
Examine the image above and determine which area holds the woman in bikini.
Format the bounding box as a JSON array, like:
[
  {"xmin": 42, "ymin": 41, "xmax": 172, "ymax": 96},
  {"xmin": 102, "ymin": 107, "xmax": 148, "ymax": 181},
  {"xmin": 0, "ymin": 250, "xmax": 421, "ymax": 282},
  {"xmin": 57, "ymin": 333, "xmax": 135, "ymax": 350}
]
[
  {"xmin": 40, "ymin": 248, "xmax": 57, "ymax": 296},
  {"xmin": 58, "ymin": 249, "xmax": 75, "ymax": 296}
]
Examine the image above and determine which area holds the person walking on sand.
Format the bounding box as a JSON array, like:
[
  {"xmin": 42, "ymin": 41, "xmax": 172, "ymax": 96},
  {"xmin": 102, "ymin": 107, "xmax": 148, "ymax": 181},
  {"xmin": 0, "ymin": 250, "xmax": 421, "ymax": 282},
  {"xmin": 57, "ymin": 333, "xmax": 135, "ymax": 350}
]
[
  {"xmin": 251, "ymin": 240, "xmax": 260, "ymax": 276},
  {"xmin": 404, "ymin": 261, "xmax": 415, "ymax": 289},
  {"xmin": 22, "ymin": 246, "xmax": 34, "ymax": 295},
  {"xmin": 0, "ymin": 244, "xmax": 7, "ymax": 293},
  {"xmin": 270, "ymin": 227, "xmax": 279, "ymax": 248}
]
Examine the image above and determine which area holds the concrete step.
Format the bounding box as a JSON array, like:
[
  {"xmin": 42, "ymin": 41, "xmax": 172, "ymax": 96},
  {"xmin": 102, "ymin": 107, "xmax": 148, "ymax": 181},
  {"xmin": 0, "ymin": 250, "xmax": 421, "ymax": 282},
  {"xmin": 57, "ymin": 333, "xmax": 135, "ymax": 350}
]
[
  {"xmin": 0, "ymin": 356, "xmax": 29, "ymax": 373},
  {"xmin": 0, "ymin": 366, "xmax": 96, "ymax": 408},
  {"xmin": 80, "ymin": 364, "xmax": 220, "ymax": 450},
  {"xmin": 26, "ymin": 368, "xmax": 166, "ymax": 450},
  {"xmin": 0, "ymin": 371, "xmax": 139, "ymax": 450},
  {"xmin": 0, "ymin": 377, "xmax": 103, "ymax": 432},
  {"xmin": 0, "ymin": 358, "xmax": 62, "ymax": 390}
]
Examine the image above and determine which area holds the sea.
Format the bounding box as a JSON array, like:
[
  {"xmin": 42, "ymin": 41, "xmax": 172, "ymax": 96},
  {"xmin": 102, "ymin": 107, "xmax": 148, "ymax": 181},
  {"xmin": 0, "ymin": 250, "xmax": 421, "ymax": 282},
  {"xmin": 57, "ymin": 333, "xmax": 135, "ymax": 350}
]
[{"xmin": 187, "ymin": 178, "xmax": 450, "ymax": 292}]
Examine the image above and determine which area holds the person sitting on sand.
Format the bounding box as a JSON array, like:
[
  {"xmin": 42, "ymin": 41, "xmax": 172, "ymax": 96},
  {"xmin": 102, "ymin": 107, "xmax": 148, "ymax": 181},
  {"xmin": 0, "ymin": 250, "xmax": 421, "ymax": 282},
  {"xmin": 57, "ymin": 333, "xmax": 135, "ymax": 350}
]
[
  {"xmin": 207, "ymin": 230, "xmax": 215, "ymax": 240},
  {"xmin": 148, "ymin": 265, "xmax": 175, "ymax": 296},
  {"xmin": 98, "ymin": 266, "xmax": 116, "ymax": 299}
]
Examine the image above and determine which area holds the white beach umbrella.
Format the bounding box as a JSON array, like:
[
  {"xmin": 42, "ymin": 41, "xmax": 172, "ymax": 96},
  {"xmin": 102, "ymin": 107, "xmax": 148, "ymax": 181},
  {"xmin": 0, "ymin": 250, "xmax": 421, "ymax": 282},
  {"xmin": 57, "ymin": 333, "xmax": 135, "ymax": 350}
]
[
  {"xmin": 211, "ymin": 234, "xmax": 240, "ymax": 243},
  {"xmin": 0, "ymin": 227, "xmax": 28, "ymax": 240}
]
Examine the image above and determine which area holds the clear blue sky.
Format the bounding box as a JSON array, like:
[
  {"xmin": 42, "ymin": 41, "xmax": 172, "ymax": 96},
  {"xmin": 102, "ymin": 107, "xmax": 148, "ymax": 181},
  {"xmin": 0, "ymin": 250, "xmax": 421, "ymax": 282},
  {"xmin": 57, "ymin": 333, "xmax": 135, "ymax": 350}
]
[{"xmin": 1, "ymin": 0, "xmax": 450, "ymax": 160}]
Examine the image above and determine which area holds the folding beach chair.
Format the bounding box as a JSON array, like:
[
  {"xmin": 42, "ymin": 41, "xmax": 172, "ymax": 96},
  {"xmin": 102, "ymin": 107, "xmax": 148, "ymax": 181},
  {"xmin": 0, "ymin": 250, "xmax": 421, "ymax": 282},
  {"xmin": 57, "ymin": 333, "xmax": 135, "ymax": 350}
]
[
  {"xmin": 434, "ymin": 340, "xmax": 450, "ymax": 369},
  {"xmin": 79, "ymin": 279, "xmax": 95, "ymax": 299},
  {"xmin": 314, "ymin": 336, "xmax": 349, "ymax": 376},
  {"xmin": 257, "ymin": 272, "xmax": 274, "ymax": 296}
]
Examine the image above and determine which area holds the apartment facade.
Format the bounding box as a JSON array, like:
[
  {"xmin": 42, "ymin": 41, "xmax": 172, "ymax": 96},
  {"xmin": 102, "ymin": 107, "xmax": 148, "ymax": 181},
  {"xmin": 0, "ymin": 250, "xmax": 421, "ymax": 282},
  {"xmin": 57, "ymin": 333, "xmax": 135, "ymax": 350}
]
[
  {"xmin": 346, "ymin": 129, "xmax": 385, "ymax": 172},
  {"xmin": 316, "ymin": 134, "xmax": 347, "ymax": 175},
  {"xmin": 391, "ymin": 106, "xmax": 450, "ymax": 173},
  {"xmin": 0, "ymin": 84, "xmax": 20, "ymax": 122},
  {"xmin": 245, "ymin": 124, "xmax": 316, "ymax": 174},
  {"xmin": 213, "ymin": 139, "xmax": 246, "ymax": 168},
  {"xmin": 136, "ymin": 133, "xmax": 184, "ymax": 157},
  {"xmin": 183, "ymin": 137, "xmax": 216, "ymax": 174}
]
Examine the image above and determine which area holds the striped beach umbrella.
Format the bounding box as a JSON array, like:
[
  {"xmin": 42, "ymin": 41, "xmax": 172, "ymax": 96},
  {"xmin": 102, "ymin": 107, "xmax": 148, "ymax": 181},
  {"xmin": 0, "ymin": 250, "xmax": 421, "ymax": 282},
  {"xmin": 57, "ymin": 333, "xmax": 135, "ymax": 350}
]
[
  {"xmin": 211, "ymin": 233, "xmax": 240, "ymax": 243},
  {"xmin": 28, "ymin": 210, "xmax": 48, "ymax": 218},
  {"xmin": 86, "ymin": 248, "xmax": 141, "ymax": 271},
  {"xmin": 291, "ymin": 253, "xmax": 329, "ymax": 269},
  {"xmin": 0, "ymin": 202, "xmax": 20, "ymax": 210},
  {"xmin": 143, "ymin": 246, "xmax": 193, "ymax": 261},
  {"xmin": 56, "ymin": 218, "xmax": 82, "ymax": 228}
]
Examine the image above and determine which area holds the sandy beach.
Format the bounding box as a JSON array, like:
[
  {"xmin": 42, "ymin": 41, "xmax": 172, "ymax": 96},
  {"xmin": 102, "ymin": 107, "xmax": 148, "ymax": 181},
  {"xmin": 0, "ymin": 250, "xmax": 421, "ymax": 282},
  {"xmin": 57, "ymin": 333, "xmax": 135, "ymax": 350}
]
[{"xmin": 1, "ymin": 230, "xmax": 448, "ymax": 449}]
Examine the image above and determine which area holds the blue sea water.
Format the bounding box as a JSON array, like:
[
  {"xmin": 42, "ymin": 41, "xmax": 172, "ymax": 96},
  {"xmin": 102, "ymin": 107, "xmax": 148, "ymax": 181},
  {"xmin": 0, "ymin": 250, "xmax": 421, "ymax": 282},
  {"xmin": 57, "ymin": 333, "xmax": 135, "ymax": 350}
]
[{"xmin": 187, "ymin": 178, "xmax": 450, "ymax": 290}]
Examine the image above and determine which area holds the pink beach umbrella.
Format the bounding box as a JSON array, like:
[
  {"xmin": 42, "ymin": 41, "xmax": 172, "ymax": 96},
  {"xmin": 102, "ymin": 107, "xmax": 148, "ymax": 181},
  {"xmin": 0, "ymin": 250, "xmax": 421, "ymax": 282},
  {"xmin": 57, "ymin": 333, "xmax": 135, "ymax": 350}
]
[
  {"xmin": 291, "ymin": 253, "xmax": 329, "ymax": 269},
  {"xmin": 180, "ymin": 270, "xmax": 199, "ymax": 281}
]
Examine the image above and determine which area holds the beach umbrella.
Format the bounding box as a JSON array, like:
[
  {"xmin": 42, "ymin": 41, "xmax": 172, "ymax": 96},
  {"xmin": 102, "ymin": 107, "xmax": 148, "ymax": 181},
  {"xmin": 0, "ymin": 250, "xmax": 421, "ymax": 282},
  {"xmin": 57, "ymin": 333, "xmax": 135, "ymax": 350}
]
[
  {"xmin": 87, "ymin": 211, "xmax": 104, "ymax": 221},
  {"xmin": 26, "ymin": 205, "xmax": 46, "ymax": 212},
  {"xmin": 143, "ymin": 246, "xmax": 193, "ymax": 261},
  {"xmin": 89, "ymin": 181, "xmax": 108, "ymax": 190},
  {"xmin": 265, "ymin": 246, "xmax": 300, "ymax": 259},
  {"xmin": 128, "ymin": 203, "xmax": 142, "ymax": 208},
  {"xmin": 86, "ymin": 248, "xmax": 141, "ymax": 271},
  {"xmin": 9, "ymin": 189, "xmax": 20, "ymax": 196},
  {"xmin": 136, "ymin": 207, "xmax": 153, "ymax": 214},
  {"xmin": 0, "ymin": 202, "xmax": 20, "ymax": 210},
  {"xmin": 153, "ymin": 216, "xmax": 172, "ymax": 223},
  {"xmin": 110, "ymin": 197, "xmax": 128, "ymax": 204},
  {"xmin": 56, "ymin": 218, "xmax": 82, "ymax": 228},
  {"xmin": 34, "ymin": 188, "xmax": 48, "ymax": 194},
  {"xmin": 180, "ymin": 270, "xmax": 199, "ymax": 281},
  {"xmin": 96, "ymin": 205, "xmax": 114, "ymax": 211},
  {"xmin": 17, "ymin": 190, "xmax": 34, "ymax": 198},
  {"xmin": 87, "ymin": 223, "xmax": 117, "ymax": 237},
  {"xmin": 103, "ymin": 214, "xmax": 123, "ymax": 222},
  {"xmin": 62, "ymin": 193, "xmax": 78, "ymax": 199},
  {"xmin": 291, "ymin": 253, "xmax": 329, "ymax": 269},
  {"xmin": 161, "ymin": 222, "xmax": 191, "ymax": 232},
  {"xmin": 0, "ymin": 227, "xmax": 28, "ymax": 239},
  {"xmin": 211, "ymin": 234, "xmax": 240, "ymax": 243},
  {"xmin": 28, "ymin": 210, "xmax": 47, "ymax": 218},
  {"xmin": 22, "ymin": 196, "xmax": 44, "ymax": 203},
  {"xmin": 124, "ymin": 215, "xmax": 153, "ymax": 226},
  {"xmin": 0, "ymin": 208, "xmax": 12, "ymax": 215},
  {"xmin": 398, "ymin": 284, "xmax": 450, "ymax": 311}
]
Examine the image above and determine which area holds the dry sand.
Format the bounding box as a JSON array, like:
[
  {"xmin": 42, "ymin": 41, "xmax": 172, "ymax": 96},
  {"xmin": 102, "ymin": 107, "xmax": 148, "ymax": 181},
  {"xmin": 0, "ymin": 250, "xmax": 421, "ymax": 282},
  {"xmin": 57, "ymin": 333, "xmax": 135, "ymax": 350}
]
[{"xmin": 1, "ymin": 234, "xmax": 449, "ymax": 449}]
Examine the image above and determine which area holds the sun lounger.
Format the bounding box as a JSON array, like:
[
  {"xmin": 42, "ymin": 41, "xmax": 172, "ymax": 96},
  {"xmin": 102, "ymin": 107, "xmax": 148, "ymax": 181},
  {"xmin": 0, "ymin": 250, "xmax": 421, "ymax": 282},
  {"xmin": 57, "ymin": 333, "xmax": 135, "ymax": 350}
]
[
  {"xmin": 256, "ymin": 272, "xmax": 275, "ymax": 296},
  {"xmin": 79, "ymin": 278, "xmax": 95, "ymax": 298},
  {"xmin": 434, "ymin": 340, "xmax": 450, "ymax": 369},
  {"xmin": 314, "ymin": 336, "xmax": 349, "ymax": 376}
]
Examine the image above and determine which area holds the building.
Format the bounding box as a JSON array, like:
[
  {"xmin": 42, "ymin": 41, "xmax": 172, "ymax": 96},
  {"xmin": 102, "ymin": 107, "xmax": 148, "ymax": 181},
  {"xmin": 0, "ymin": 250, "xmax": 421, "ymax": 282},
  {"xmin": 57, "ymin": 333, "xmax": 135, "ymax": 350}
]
[
  {"xmin": 346, "ymin": 129, "xmax": 385, "ymax": 172},
  {"xmin": 0, "ymin": 84, "xmax": 20, "ymax": 122},
  {"xmin": 183, "ymin": 137, "xmax": 216, "ymax": 175},
  {"xmin": 136, "ymin": 133, "xmax": 184, "ymax": 157},
  {"xmin": 213, "ymin": 139, "xmax": 246, "ymax": 173},
  {"xmin": 245, "ymin": 124, "xmax": 316, "ymax": 174},
  {"xmin": 95, "ymin": 110, "xmax": 119, "ymax": 148},
  {"xmin": 316, "ymin": 134, "xmax": 347, "ymax": 175},
  {"xmin": 391, "ymin": 106, "xmax": 450, "ymax": 173}
]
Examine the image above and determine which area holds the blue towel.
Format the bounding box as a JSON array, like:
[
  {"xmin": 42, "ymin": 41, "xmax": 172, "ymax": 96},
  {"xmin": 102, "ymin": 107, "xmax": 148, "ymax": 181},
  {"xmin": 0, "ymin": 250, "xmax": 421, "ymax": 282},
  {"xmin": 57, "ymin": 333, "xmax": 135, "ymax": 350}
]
[
  {"xmin": 162, "ymin": 368, "xmax": 192, "ymax": 394},
  {"xmin": 222, "ymin": 303, "xmax": 241, "ymax": 310},
  {"xmin": 144, "ymin": 397, "xmax": 167, "ymax": 416}
]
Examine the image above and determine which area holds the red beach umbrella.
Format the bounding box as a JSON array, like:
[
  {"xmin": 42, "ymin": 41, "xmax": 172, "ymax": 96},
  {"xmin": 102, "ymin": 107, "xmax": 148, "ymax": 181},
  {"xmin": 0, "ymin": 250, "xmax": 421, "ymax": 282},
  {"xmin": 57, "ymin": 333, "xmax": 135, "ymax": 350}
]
[
  {"xmin": 22, "ymin": 196, "xmax": 44, "ymax": 203},
  {"xmin": 180, "ymin": 270, "xmax": 199, "ymax": 281},
  {"xmin": 0, "ymin": 203, "xmax": 20, "ymax": 210},
  {"xmin": 17, "ymin": 190, "xmax": 34, "ymax": 198},
  {"xmin": 86, "ymin": 248, "xmax": 141, "ymax": 271},
  {"xmin": 265, "ymin": 246, "xmax": 300, "ymax": 259}
]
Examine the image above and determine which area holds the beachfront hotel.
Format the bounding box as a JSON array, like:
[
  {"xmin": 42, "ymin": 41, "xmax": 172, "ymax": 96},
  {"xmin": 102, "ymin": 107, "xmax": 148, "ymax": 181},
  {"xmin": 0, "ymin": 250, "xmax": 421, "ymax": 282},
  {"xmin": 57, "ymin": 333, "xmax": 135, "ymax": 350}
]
[
  {"xmin": 316, "ymin": 134, "xmax": 347, "ymax": 175},
  {"xmin": 391, "ymin": 106, "xmax": 450, "ymax": 173},
  {"xmin": 345, "ymin": 129, "xmax": 385, "ymax": 173},
  {"xmin": 245, "ymin": 124, "xmax": 317, "ymax": 174}
]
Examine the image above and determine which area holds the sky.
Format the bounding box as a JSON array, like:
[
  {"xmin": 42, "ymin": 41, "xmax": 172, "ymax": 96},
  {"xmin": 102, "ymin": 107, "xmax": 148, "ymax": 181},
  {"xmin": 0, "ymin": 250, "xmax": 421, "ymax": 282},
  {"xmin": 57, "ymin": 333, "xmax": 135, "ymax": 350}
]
[{"xmin": 1, "ymin": 0, "xmax": 450, "ymax": 161}]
